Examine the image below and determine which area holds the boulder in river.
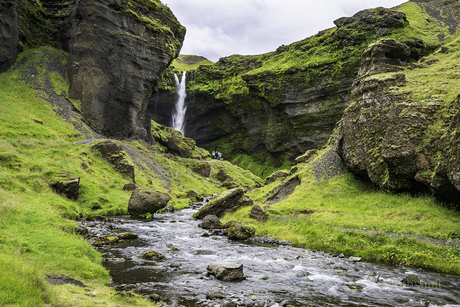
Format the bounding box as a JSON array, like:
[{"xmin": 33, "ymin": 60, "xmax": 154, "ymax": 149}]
[
  {"xmin": 194, "ymin": 188, "xmax": 253, "ymax": 219},
  {"xmin": 206, "ymin": 262, "xmax": 245, "ymax": 281},
  {"xmin": 199, "ymin": 214, "xmax": 223, "ymax": 229},
  {"xmin": 401, "ymin": 274, "xmax": 421, "ymax": 286},
  {"xmin": 128, "ymin": 189, "xmax": 170, "ymax": 216},
  {"xmin": 224, "ymin": 221, "xmax": 255, "ymax": 240}
]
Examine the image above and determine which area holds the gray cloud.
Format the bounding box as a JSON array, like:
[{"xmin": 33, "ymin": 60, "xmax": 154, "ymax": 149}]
[{"xmin": 162, "ymin": 0, "xmax": 407, "ymax": 62}]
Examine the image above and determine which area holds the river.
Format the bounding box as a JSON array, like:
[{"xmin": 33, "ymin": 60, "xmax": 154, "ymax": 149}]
[{"xmin": 83, "ymin": 200, "xmax": 460, "ymax": 307}]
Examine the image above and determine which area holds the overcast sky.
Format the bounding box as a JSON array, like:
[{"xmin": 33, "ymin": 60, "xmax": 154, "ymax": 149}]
[{"xmin": 161, "ymin": 0, "xmax": 408, "ymax": 62}]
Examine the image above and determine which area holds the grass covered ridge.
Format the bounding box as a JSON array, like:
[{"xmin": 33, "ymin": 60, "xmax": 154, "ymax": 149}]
[{"xmin": 222, "ymin": 149, "xmax": 460, "ymax": 274}]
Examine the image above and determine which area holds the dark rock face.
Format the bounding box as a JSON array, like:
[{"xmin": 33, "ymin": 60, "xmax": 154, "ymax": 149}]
[
  {"xmin": 0, "ymin": 0, "xmax": 21, "ymax": 73},
  {"xmin": 333, "ymin": 7, "xmax": 407, "ymax": 31},
  {"xmin": 0, "ymin": 0, "xmax": 184, "ymax": 142},
  {"xmin": 128, "ymin": 189, "xmax": 171, "ymax": 216},
  {"xmin": 151, "ymin": 7, "xmax": 410, "ymax": 168},
  {"xmin": 49, "ymin": 170, "xmax": 80, "ymax": 200},
  {"xmin": 67, "ymin": 0, "xmax": 185, "ymax": 143}
]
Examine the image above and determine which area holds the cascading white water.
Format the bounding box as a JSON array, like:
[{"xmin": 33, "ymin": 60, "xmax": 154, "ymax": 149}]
[{"xmin": 172, "ymin": 72, "xmax": 187, "ymax": 135}]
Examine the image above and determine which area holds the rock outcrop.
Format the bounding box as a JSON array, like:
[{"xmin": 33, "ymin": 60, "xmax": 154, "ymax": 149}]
[
  {"xmin": 333, "ymin": 33, "xmax": 460, "ymax": 204},
  {"xmin": 67, "ymin": 0, "xmax": 185, "ymax": 142},
  {"xmin": 49, "ymin": 170, "xmax": 80, "ymax": 200},
  {"xmin": 0, "ymin": 0, "xmax": 21, "ymax": 73},
  {"xmin": 193, "ymin": 188, "xmax": 253, "ymax": 219},
  {"xmin": 0, "ymin": 0, "xmax": 185, "ymax": 142}
]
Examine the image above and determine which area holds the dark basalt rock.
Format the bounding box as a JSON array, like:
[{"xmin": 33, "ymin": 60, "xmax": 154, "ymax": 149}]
[
  {"xmin": 199, "ymin": 214, "xmax": 223, "ymax": 229},
  {"xmin": 194, "ymin": 188, "xmax": 252, "ymax": 219},
  {"xmin": 67, "ymin": 0, "xmax": 185, "ymax": 143},
  {"xmin": 128, "ymin": 189, "xmax": 171, "ymax": 217},
  {"xmin": 0, "ymin": 0, "xmax": 21, "ymax": 73}
]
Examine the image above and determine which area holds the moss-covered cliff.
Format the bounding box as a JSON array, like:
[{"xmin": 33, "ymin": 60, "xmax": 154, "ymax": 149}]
[
  {"xmin": 0, "ymin": 0, "xmax": 185, "ymax": 143},
  {"xmin": 152, "ymin": 2, "xmax": 442, "ymax": 178},
  {"xmin": 335, "ymin": 0, "xmax": 460, "ymax": 205}
]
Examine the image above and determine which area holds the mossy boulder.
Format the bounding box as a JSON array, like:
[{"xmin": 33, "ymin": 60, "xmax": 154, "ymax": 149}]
[
  {"xmin": 49, "ymin": 170, "xmax": 80, "ymax": 200},
  {"xmin": 152, "ymin": 124, "xmax": 197, "ymax": 158},
  {"xmin": 224, "ymin": 221, "xmax": 255, "ymax": 240},
  {"xmin": 199, "ymin": 214, "xmax": 223, "ymax": 229},
  {"xmin": 193, "ymin": 188, "xmax": 252, "ymax": 219},
  {"xmin": 249, "ymin": 205, "xmax": 268, "ymax": 222},
  {"xmin": 141, "ymin": 251, "xmax": 165, "ymax": 260},
  {"xmin": 128, "ymin": 189, "xmax": 171, "ymax": 217}
]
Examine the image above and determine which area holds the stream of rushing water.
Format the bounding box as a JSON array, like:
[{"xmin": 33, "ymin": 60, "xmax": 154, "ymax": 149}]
[{"xmin": 89, "ymin": 201, "xmax": 460, "ymax": 307}]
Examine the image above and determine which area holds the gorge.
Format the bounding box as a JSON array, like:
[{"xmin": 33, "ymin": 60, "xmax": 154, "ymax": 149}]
[{"xmin": 1, "ymin": 0, "xmax": 460, "ymax": 306}]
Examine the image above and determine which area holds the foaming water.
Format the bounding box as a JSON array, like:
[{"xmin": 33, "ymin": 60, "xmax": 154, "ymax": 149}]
[{"xmin": 92, "ymin": 204, "xmax": 460, "ymax": 306}]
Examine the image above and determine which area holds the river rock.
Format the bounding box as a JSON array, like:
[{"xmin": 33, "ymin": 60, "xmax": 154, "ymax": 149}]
[
  {"xmin": 249, "ymin": 205, "xmax": 268, "ymax": 222},
  {"xmin": 199, "ymin": 215, "xmax": 223, "ymax": 229},
  {"xmin": 206, "ymin": 262, "xmax": 245, "ymax": 281},
  {"xmin": 224, "ymin": 221, "xmax": 255, "ymax": 240},
  {"xmin": 401, "ymin": 274, "xmax": 421, "ymax": 286},
  {"xmin": 128, "ymin": 189, "xmax": 171, "ymax": 216},
  {"xmin": 194, "ymin": 188, "xmax": 252, "ymax": 219},
  {"xmin": 49, "ymin": 170, "xmax": 80, "ymax": 200},
  {"xmin": 141, "ymin": 251, "xmax": 165, "ymax": 260}
]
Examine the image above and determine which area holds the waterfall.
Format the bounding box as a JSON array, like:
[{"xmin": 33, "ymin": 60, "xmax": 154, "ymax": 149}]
[{"xmin": 172, "ymin": 72, "xmax": 187, "ymax": 135}]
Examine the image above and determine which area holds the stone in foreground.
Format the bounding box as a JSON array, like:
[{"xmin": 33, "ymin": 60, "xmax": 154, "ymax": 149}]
[{"xmin": 206, "ymin": 262, "xmax": 245, "ymax": 281}]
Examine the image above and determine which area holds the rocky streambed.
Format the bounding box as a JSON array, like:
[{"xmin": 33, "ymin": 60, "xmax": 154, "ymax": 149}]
[{"xmin": 79, "ymin": 200, "xmax": 460, "ymax": 307}]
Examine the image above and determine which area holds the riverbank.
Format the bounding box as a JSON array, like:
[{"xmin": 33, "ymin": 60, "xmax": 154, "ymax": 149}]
[{"xmin": 221, "ymin": 153, "xmax": 460, "ymax": 274}]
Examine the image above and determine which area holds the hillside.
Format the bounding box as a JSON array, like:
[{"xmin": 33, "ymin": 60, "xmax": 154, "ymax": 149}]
[{"xmin": 0, "ymin": 47, "xmax": 261, "ymax": 306}]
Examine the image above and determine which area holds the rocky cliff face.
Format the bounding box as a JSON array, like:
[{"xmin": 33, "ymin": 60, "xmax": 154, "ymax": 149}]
[
  {"xmin": 0, "ymin": 0, "xmax": 21, "ymax": 73},
  {"xmin": 334, "ymin": 0, "xmax": 460, "ymax": 204},
  {"xmin": 151, "ymin": 7, "xmax": 411, "ymax": 171},
  {"xmin": 0, "ymin": 0, "xmax": 185, "ymax": 143}
]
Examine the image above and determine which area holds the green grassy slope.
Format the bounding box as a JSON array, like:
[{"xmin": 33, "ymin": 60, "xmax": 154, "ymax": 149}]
[
  {"xmin": 0, "ymin": 47, "xmax": 260, "ymax": 306},
  {"xmin": 223, "ymin": 149, "xmax": 460, "ymax": 274}
]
